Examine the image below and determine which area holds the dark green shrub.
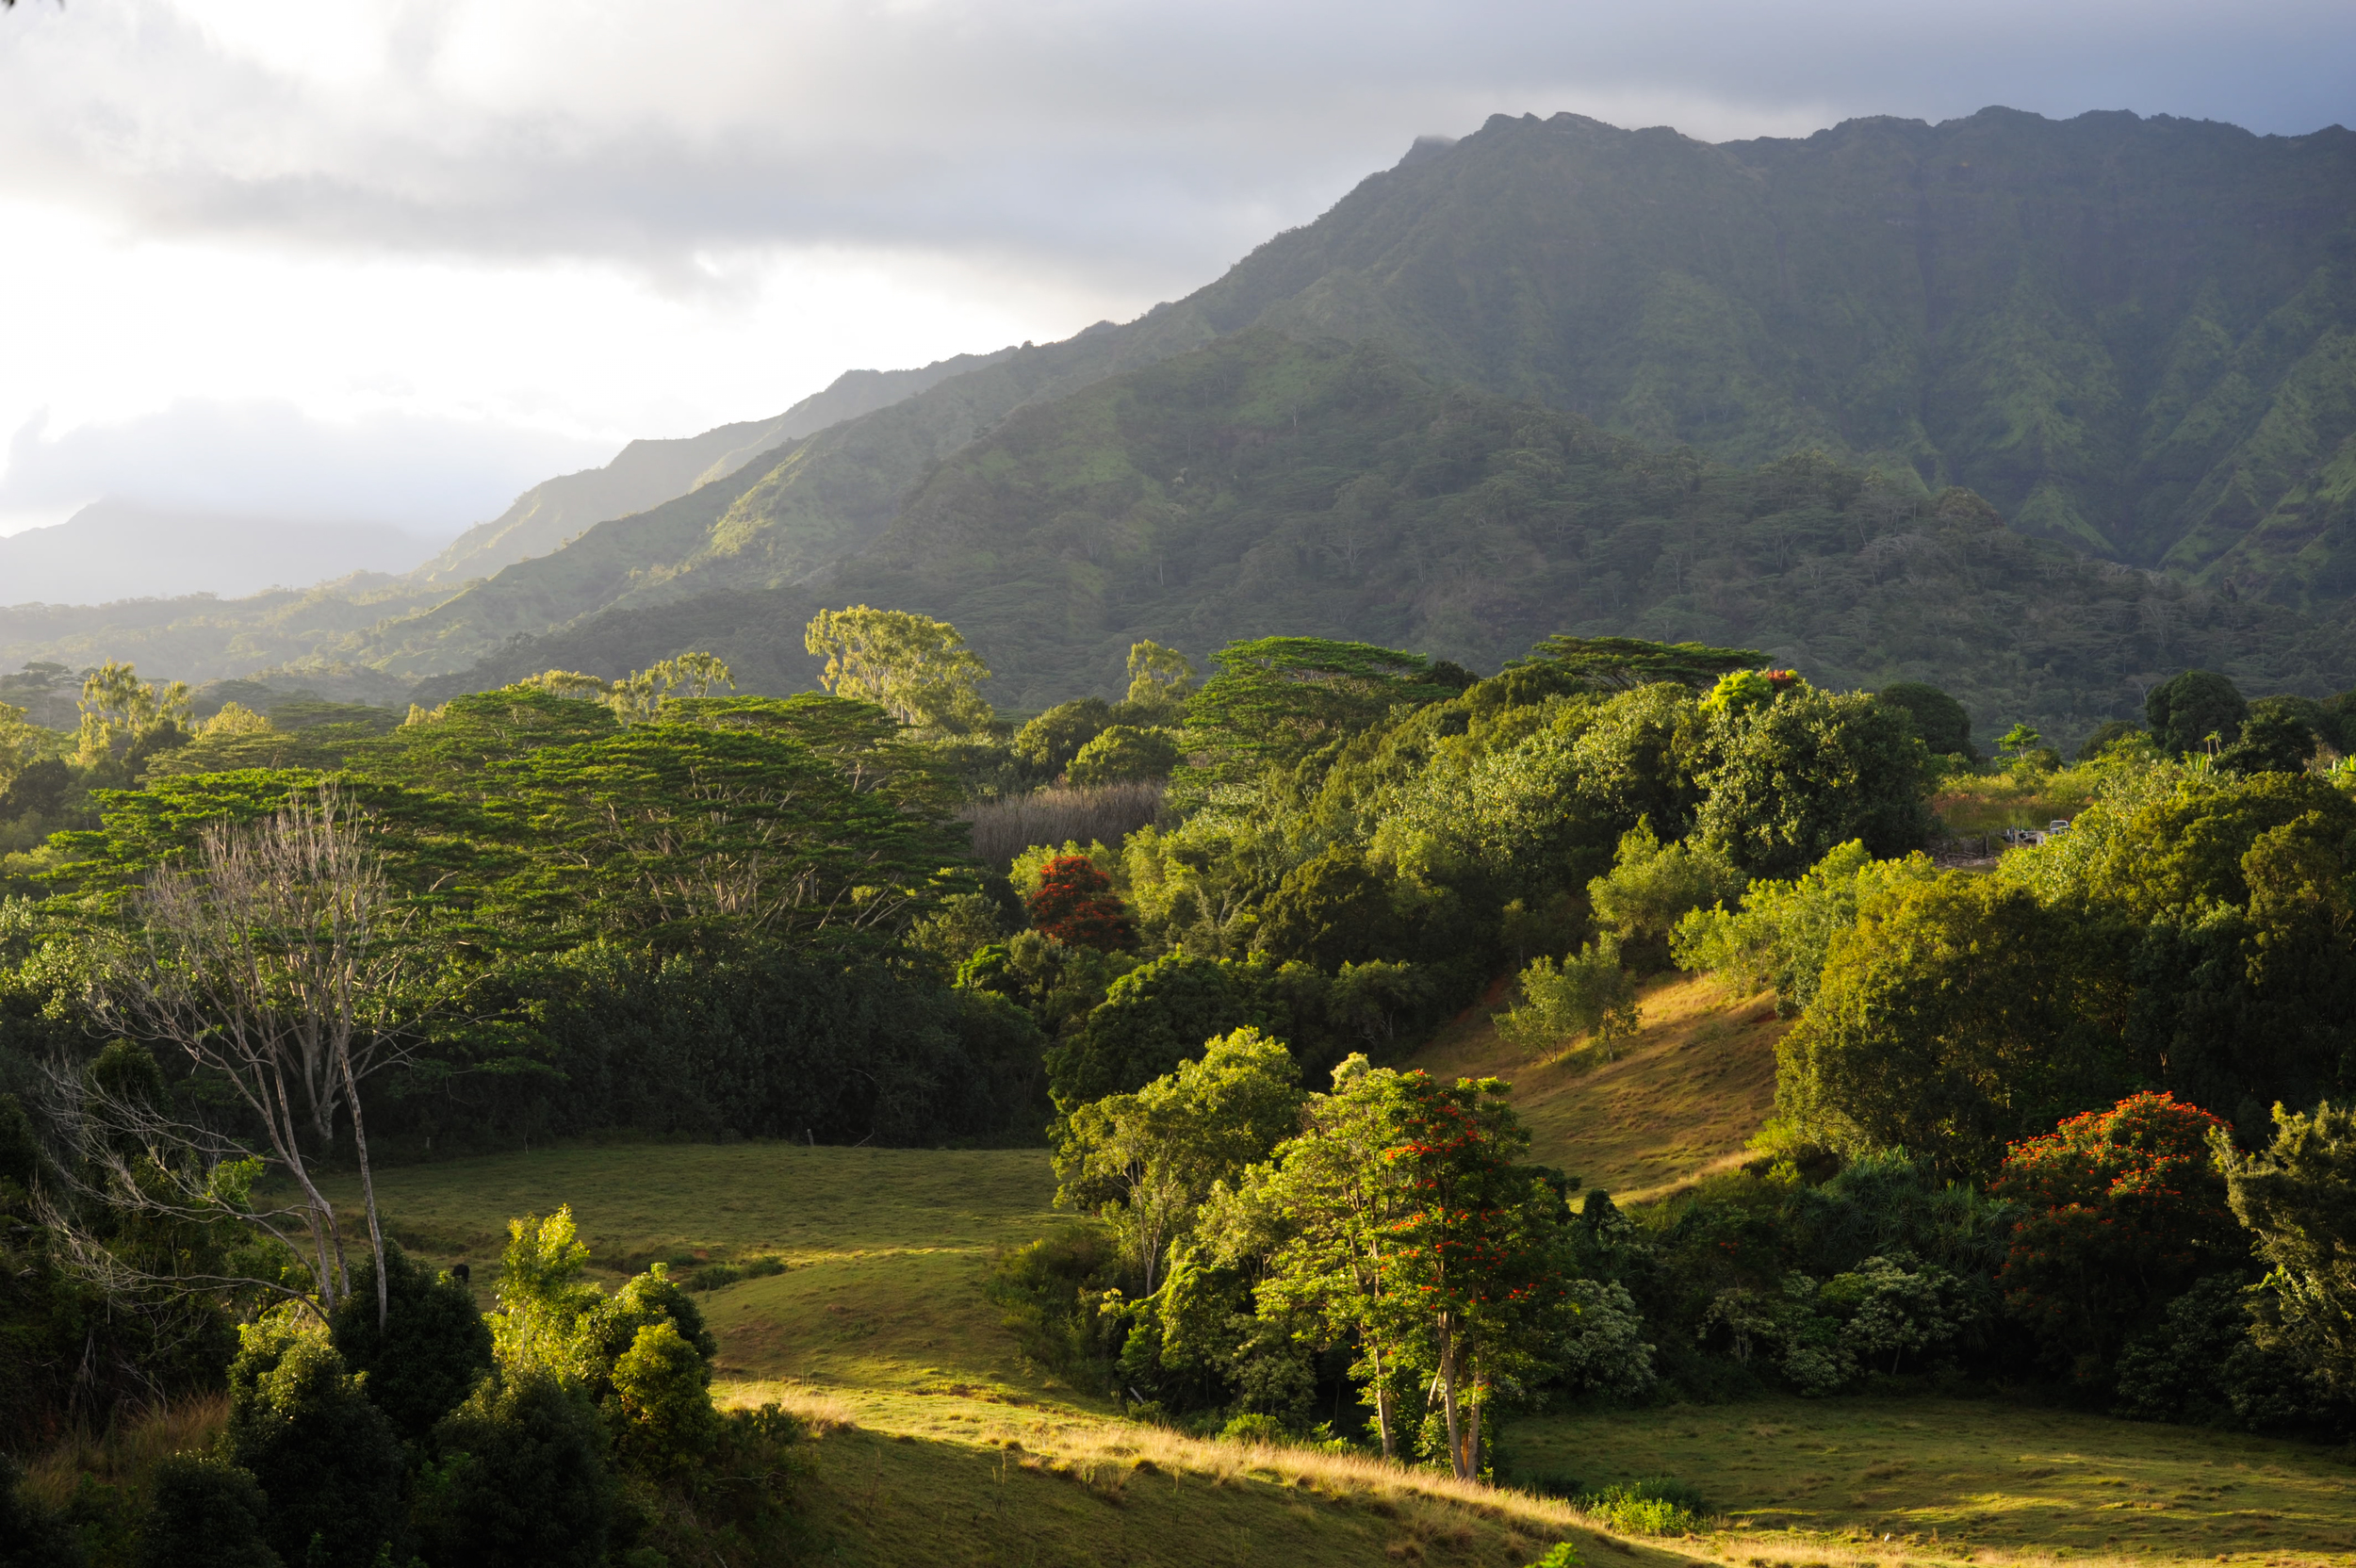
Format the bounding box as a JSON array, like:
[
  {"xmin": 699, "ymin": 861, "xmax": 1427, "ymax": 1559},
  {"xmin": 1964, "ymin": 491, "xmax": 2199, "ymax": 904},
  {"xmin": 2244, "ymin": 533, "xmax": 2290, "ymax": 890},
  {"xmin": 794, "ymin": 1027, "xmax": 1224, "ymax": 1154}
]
[
  {"xmin": 2221, "ymin": 697, "xmax": 2322, "ymax": 775},
  {"xmin": 329, "ymin": 1240, "xmax": 494, "ymax": 1446},
  {"xmin": 700, "ymin": 1402, "xmax": 803, "ymax": 1531},
  {"xmin": 419, "ymin": 1372, "xmax": 613, "ymax": 1568},
  {"xmin": 987, "ymin": 1227, "xmax": 1124, "ymax": 1380},
  {"xmin": 1513, "ymin": 1470, "xmax": 1582, "ymax": 1500},
  {"xmin": 2146, "ymin": 670, "xmax": 2248, "ymax": 758},
  {"xmin": 1012, "ymin": 698, "xmax": 1111, "ymax": 776},
  {"xmin": 1694, "ymin": 686, "xmax": 1932, "ymax": 877},
  {"xmin": 136, "ymin": 1454, "xmax": 281, "ymax": 1568},
  {"xmin": 222, "ymin": 1320, "xmax": 406, "ymax": 1568},
  {"xmin": 1252, "ymin": 846, "xmax": 1404, "ymax": 971},
  {"xmin": 1876, "ymin": 682, "xmax": 1973, "ymax": 758},
  {"xmin": 1045, "ymin": 952, "xmax": 1259, "ymax": 1107},
  {"xmin": 682, "ymin": 1256, "xmax": 785, "ymax": 1293},
  {"xmin": 2113, "ymin": 1274, "xmax": 2350, "ymax": 1434},
  {"xmin": 0, "ymin": 1453, "xmax": 84, "ymax": 1568}
]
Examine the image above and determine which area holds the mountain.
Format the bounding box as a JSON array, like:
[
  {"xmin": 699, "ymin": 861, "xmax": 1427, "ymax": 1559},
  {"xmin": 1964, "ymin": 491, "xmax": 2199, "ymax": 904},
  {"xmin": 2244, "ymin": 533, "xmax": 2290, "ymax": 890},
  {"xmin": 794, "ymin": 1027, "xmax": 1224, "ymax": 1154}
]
[
  {"xmin": 0, "ymin": 502, "xmax": 441, "ymax": 607},
  {"xmin": 8, "ymin": 105, "xmax": 2356, "ymax": 709},
  {"xmin": 336, "ymin": 318, "xmax": 1220, "ymax": 677},
  {"xmin": 415, "ymin": 332, "xmax": 2356, "ymax": 750},
  {"xmin": 1171, "ymin": 107, "xmax": 2356, "ymax": 600},
  {"xmin": 335, "ymin": 105, "xmax": 2356, "ymax": 677},
  {"xmin": 411, "ymin": 349, "xmax": 1024, "ymax": 586}
]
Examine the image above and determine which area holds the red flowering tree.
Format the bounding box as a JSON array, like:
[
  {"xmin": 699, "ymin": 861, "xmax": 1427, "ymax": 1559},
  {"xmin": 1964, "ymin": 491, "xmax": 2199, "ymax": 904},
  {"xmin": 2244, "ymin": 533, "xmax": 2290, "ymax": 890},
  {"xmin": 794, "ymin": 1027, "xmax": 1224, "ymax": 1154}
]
[
  {"xmin": 1026, "ymin": 854, "xmax": 1136, "ymax": 951},
  {"xmin": 1379, "ymin": 1072, "xmax": 1567, "ymax": 1479},
  {"xmin": 1989, "ymin": 1091, "xmax": 2242, "ymax": 1376},
  {"xmin": 1253, "ymin": 1067, "xmax": 1570, "ymax": 1474}
]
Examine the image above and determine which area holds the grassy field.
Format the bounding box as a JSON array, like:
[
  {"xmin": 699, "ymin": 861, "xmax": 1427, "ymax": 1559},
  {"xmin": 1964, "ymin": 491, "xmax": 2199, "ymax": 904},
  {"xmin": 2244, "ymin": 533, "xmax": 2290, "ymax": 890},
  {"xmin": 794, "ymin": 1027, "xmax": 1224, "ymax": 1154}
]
[
  {"xmin": 1510, "ymin": 1398, "xmax": 2356, "ymax": 1558},
  {"xmin": 306, "ymin": 1135, "xmax": 2356, "ymax": 1568},
  {"xmin": 1407, "ymin": 972, "xmax": 1785, "ymax": 1202}
]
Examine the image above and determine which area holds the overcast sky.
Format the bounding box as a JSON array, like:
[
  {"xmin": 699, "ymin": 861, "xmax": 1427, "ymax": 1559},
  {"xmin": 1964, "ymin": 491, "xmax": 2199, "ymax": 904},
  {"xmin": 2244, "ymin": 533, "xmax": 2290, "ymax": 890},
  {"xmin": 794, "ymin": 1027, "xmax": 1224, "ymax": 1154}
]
[{"xmin": 2, "ymin": 0, "xmax": 2350, "ymax": 541}]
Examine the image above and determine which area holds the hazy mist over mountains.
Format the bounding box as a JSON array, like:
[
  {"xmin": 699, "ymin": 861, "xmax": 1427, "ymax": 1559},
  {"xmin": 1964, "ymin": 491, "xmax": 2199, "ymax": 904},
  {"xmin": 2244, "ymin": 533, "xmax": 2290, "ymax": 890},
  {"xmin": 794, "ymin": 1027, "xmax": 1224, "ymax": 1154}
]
[{"xmin": 0, "ymin": 502, "xmax": 447, "ymax": 606}]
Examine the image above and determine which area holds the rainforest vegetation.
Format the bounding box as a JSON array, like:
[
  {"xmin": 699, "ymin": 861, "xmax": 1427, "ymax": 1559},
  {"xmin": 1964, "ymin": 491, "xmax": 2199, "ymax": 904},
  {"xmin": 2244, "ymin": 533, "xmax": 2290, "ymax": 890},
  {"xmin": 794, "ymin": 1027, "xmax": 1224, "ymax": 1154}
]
[{"xmin": 4, "ymin": 605, "xmax": 2356, "ymax": 1564}]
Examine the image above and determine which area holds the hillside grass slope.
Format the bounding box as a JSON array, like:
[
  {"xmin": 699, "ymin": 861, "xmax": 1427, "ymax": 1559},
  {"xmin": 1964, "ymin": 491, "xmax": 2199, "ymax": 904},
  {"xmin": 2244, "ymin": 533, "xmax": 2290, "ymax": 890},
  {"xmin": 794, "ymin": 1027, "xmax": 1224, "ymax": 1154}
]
[
  {"xmin": 300, "ymin": 1140, "xmax": 2356, "ymax": 1567},
  {"xmin": 1407, "ymin": 973, "xmax": 1785, "ymax": 1201}
]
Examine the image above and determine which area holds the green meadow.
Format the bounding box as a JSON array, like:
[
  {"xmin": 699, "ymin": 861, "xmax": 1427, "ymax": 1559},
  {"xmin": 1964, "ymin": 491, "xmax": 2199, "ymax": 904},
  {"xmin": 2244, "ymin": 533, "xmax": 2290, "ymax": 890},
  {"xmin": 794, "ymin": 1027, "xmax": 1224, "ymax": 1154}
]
[{"xmin": 323, "ymin": 1120, "xmax": 2356, "ymax": 1568}]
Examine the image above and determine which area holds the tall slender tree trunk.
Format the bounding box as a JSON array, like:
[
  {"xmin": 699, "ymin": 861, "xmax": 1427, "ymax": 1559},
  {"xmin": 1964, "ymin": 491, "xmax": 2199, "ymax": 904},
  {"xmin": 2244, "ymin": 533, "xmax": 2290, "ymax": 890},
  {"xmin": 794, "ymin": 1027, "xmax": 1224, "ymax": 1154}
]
[
  {"xmin": 1366, "ymin": 1341, "xmax": 1396, "ymax": 1462},
  {"xmin": 1438, "ymin": 1318, "xmax": 1470, "ymax": 1479},
  {"xmin": 340, "ymin": 1044, "xmax": 390, "ymax": 1331},
  {"xmin": 1463, "ymin": 1366, "xmax": 1484, "ymax": 1480},
  {"xmin": 271, "ymin": 1063, "xmax": 346, "ymax": 1315}
]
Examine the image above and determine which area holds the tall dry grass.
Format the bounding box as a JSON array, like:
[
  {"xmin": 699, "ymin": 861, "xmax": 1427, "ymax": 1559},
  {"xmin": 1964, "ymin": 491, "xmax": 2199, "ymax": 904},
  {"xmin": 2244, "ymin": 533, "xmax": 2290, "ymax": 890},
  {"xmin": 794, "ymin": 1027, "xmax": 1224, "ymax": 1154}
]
[
  {"xmin": 960, "ymin": 781, "xmax": 1164, "ymax": 868},
  {"xmin": 22, "ymin": 1392, "xmax": 230, "ymax": 1509}
]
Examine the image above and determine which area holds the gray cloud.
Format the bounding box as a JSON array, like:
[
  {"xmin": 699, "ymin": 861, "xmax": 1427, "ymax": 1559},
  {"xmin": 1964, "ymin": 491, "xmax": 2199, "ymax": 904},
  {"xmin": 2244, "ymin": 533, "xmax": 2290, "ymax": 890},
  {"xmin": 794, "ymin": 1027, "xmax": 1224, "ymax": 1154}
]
[
  {"xmin": 1, "ymin": 0, "xmax": 2348, "ymax": 297},
  {"xmin": 0, "ymin": 400, "xmax": 614, "ymax": 538}
]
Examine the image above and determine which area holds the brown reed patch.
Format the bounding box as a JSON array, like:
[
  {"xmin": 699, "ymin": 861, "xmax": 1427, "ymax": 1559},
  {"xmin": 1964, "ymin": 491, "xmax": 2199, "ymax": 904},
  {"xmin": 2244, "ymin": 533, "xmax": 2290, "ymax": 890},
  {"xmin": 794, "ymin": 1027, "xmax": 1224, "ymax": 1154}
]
[{"xmin": 960, "ymin": 781, "xmax": 1164, "ymax": 868}]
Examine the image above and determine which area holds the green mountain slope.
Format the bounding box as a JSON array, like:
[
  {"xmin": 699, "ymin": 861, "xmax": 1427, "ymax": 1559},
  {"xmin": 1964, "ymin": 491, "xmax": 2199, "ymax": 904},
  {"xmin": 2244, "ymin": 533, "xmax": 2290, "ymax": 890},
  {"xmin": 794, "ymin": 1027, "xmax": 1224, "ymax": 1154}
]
[
  {"xmin": 371, "ymin": 104, "xmax": 2356, "ymax": 666},
  {"xmin": 342, "ymin": 318, "xmax": 1223, "ymax": 676},
  {"xmin": 417, "ymin": 332, "xmax": 2356, "ymax": 748},
  {"xmin": 414, "ymin": 349, "xmax": 1027, "ymax": 587},
  {"xmin": 1180, "ymin": 107, "xmax": 2356, "ymax": 597}
]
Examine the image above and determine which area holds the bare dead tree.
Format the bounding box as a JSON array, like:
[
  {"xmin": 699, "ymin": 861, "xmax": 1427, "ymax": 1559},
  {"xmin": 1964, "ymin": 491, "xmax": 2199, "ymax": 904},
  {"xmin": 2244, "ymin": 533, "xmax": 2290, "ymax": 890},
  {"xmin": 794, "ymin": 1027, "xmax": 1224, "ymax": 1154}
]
[{"xmin": 74, "ymin": 786, "xmax": 416, "ymax": 1329}]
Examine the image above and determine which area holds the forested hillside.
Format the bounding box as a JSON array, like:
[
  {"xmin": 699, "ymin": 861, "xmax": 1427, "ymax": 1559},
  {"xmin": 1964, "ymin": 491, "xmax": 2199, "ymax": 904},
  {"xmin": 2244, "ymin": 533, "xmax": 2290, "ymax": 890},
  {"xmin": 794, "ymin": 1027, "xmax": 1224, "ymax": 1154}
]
[
  {"xmin": 367, "ymin": 106, "xmax": 2356, "ymax": 671},
  {"xmin": 417, "ymin": 333, "xmax": 2356, "ymax": 745},
  {"xmin": 1188, "ymin": 109, "xmax": 2356, "ymax": 597}
]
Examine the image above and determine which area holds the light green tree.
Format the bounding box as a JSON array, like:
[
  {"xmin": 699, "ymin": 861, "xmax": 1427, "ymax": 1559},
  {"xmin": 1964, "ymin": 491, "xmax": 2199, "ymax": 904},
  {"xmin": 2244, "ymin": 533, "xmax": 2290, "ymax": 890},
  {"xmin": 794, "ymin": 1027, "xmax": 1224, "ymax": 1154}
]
[
  {"xmin": 75, "ymin": 659, "xmax": 192, "ymax": 766},
  {"xmin": 1252, "ymin": 1066, "xmax": 1567, "ymax": 1478},
  {"xmin": 198, "ymin": 700, "xmax": 274, "ymax": 737},
  {"xmin": 518, "ymin": 653, "xmax": 735, "ymax": 724},
  {"xmin": 1053, "ymin": 1026, "xmax": 1303, "ymax": 1294},
  {"xmin": 1495, "ymin": 939, "xmax": 1641, "ymax": 1057},
  {"xmin": 609, "ymin": 651, "xmax": 735, "ymax": 723},
  {"xmin": 1672, "ymin": 840, "xmax": 1937, "ymax": 1010},
  {"xmin": 805, "ymin": 606, "xmax": 992, "ymax": 735},
  {"xmin": 0, "ymin": 697, "xmax": 44, "ymax": 782},
  {"xmin": 1068, "ymin": 724, "xmax": 1181, "ymax": 785},
  {"xmin": 1122, "ymin": 640, "xmax": 1198, "ymax": 718},
  {"xmin": 1586, "ymin": 818, "xmax": 1745, "ymax": 970},
  {"xmin": 492, "ymin": 1206, "xmax": 605, "ymax": 1380},
  {"xmin": 1239, "ymin": 1057, "xmax": 1422, "ymax": 1460}
]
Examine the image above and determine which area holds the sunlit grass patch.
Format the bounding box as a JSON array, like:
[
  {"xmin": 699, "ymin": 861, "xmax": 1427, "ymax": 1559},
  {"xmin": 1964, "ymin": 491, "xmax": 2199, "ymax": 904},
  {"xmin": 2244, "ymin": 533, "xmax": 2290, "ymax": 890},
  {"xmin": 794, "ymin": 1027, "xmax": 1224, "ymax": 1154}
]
[
  {"xmin": 1505, "ymin": 1398, "xmax": 2356, "ymax": 1561},
  {"xmin": 1410, "ymin": 972, "xmax": 1783, "ymax": 1199}
]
